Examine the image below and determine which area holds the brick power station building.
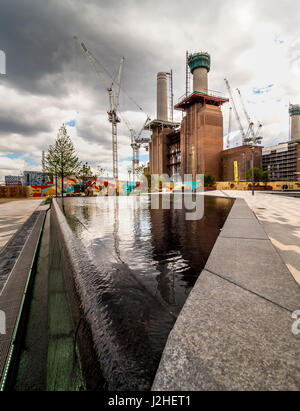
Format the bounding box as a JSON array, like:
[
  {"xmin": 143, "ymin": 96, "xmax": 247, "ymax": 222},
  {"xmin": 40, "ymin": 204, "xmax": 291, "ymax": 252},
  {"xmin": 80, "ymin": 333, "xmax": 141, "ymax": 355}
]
[{"xmin": 148, "ymin": 52, "xmax": 300, "ymax": 182}]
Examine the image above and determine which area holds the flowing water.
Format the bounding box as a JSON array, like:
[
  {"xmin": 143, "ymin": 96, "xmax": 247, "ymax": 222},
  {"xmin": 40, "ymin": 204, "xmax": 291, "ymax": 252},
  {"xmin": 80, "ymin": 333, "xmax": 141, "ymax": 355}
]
[{"xmin": 58, "ymin": 194, "xmax": 233, "ymax": 390}]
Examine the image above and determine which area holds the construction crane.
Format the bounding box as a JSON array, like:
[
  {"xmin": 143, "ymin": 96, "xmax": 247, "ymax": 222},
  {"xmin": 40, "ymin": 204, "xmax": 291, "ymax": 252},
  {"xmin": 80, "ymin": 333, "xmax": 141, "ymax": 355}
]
[
  {"xmin": 129, "ymin": 117, "xmax": 150, "ymax": 182},
  {"xmin": 237, "ymin": 88, "xmax": 263, "ymax": 144},
  {"xmin": 108, "ymin": 58, "xmax": 124, "ymax": 180},
  {"xmin": 74, "ymin": 36, "xmax": 124, "ymax": 180},
  {"xmin": 224, "ymin": 78, "xmax": 247, "ymax": 145},
  {"xmin": 117, "ymin": 110, "xmax": 150, "ymax": 182},
  {"xmin": 255, "ymin": 123, "xmax": 263, "ymax": 139},
  {"xmin": 236, "ymin": 88, "xmax": 253, "ymax": 131}
]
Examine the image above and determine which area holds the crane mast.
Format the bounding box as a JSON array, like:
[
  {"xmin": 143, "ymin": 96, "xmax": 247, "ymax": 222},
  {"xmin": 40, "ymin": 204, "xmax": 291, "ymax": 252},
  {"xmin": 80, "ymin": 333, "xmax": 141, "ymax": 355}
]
[
  {"xmin": 236, "ymin": 88, "xmax": 252, "ymax": 125},
  {"xmin": 236, "ymin": 88, "xmax": 255, "ymax": 140},
  {"xmin": 130, "ymin": 116, "xmax": 150, "ymax": 182},
  {"xmin": 255, "ymin": 123, "xmax": 263, "ymax": 139},
  {"xmin": 224, "ymin": 78, "xmax": 246, "ymax": 145},
  {"xmin": 108, "ymin": 56, "xmax": 124, "ymax": 180}
]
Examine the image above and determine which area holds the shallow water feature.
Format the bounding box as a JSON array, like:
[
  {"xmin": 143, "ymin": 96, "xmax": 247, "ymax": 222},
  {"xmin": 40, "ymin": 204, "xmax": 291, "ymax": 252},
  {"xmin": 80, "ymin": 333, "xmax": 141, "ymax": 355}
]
[{"xmin": 58, "ymin": 194, "xmax": 233, "ymax": 390}]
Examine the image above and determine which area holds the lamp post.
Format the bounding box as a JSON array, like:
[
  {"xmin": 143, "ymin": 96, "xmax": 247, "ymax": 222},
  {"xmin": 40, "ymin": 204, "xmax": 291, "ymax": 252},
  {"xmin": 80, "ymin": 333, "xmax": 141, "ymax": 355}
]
[
  {"xmin": 55, "ymin": 165, "xmax": 58, "ymax": 198},
  {"xmin": 251, "ymin": 146, "xmax": 255, "ymax": 196},
  {"xmin": 244, "ymin": 134, "xmax": 263, "ymax": 197}
]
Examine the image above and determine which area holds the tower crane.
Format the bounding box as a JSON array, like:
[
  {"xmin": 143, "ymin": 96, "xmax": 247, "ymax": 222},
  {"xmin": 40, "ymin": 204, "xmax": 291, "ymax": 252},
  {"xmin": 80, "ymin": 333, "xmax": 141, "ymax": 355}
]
[
  {"xmin": 255, "ymin": 123, "xmax": 263, "ymax": 139},
  {"xmin": 74, "ymin": 36, "xmax": 124, "ymax": 180},
  {"xmin": 224, "ymin": 78, "xmax": 247, "ymax": 145},
  {"xmin": 117, "ymin": 111, "xmax": 150, "ymax": 182},
  {"xmin": 236, "ymin": 88, "xmax": 253, "ymax": 131},
  {"xmin": 237, "ymin": 88, "xmax": 263, "ymax": 144}
]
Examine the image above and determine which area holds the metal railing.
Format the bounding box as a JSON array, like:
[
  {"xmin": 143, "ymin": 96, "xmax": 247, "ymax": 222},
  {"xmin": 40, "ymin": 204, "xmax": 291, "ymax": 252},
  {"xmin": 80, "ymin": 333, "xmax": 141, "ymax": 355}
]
[{"xmin": 177, "ymin": 89, "xmax": 226, "ymax": 104}]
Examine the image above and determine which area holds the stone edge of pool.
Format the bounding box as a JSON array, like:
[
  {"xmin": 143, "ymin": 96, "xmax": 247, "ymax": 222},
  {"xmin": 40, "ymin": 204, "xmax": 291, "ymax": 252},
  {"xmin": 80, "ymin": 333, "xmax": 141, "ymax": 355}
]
[{"xmin": 152, "ymin": 197, "xmax": 300, "ymax": 391}]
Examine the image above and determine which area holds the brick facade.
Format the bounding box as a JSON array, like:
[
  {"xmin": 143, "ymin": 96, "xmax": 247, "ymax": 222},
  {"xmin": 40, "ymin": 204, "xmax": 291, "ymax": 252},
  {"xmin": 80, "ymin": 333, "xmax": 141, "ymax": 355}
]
[
  {"xmin": 149, "ymin": 127, "xmax": 175, "ymax": 175},
  {"xmin": 221, "ymin": 146, "xmax": 262, "ymax": 182},
  {"xmin": 180, "ymin": 103, "xmax": 223, "ymax": 180}
]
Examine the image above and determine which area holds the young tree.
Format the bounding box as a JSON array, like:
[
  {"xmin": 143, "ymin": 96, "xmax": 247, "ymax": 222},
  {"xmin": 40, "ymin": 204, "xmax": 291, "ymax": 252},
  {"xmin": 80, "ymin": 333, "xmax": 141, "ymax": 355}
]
[
  {"xmin": 77, "ymin": 162, "xmax": 94, "ymax": 183},
  {"xmin": 246, "ymin": 167, "xmax": 263, "ymax": 182},
  {"xmin": 45, "ymin": 125, "xmax": 80, "ymax": 196},
  {"xmin": 204, "ymin": 173, "xmax": 216, "ymax": 187}
]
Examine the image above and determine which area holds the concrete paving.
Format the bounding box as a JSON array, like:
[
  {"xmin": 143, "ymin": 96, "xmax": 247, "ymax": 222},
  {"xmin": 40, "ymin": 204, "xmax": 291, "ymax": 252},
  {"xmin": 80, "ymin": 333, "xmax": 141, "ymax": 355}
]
[
  {"xmin": 153, "ymin": 197, "xmax": 300, "ymax": 391},
  {"xmin": 206, "ymin": 191, "xmax": 300, "ymax": 285},
  {"xmin": 0, "ymin": 199, "xmax": 42, "ymax": 251}
]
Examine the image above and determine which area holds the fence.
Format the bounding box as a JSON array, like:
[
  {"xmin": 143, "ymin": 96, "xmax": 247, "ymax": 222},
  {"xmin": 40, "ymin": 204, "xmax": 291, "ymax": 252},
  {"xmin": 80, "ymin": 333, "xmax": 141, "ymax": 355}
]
[
  {"xmin": 0, "ymin": 185, "xmax": 29, "ymax": 198},
  {"xmin": 215, "ymin": 181, "xmax": 300, "ymax": 191}
]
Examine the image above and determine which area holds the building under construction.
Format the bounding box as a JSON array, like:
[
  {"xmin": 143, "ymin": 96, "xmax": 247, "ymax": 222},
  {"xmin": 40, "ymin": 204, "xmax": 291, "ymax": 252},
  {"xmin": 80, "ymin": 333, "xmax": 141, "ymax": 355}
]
[
  {"xmin": 148, "ymin": 53, "xmax": 229, "ymax": 181},
  {"xmin": 262, "ymin": 105, "xmax": 300, "ymax": 182},
  {"xmin": 148, "ymin": 52, "xmax": 263, "ymax": 181},
  {"xmin": 148, "ymin": 52, "xmax": 300, "ymax": 183}
]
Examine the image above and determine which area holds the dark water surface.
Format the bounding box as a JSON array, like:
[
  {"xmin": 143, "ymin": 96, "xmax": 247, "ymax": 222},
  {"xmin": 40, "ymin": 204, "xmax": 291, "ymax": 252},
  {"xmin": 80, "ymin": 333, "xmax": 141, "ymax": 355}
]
[{"xmin": 58, "ymin": 194, "xmax": 233, "ymax": 390}]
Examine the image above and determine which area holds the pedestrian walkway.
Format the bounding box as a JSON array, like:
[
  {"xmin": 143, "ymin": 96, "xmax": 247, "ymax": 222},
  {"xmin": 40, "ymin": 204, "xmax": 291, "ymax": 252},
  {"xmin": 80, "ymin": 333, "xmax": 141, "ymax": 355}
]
[
  {"xmin": 0, "ymin": 199, "xmax": 42, "ymax": 251},
  {"xmin": 206, "ymin": 191, "xmax": 300, "ymax": 284}
]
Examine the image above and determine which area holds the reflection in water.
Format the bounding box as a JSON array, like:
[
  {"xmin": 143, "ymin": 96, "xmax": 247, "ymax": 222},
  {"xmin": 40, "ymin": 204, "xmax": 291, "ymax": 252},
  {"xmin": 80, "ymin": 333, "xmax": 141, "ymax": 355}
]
[{"xmin": 58, "ymin": 194, "xmax": 233, "ymax": 390}]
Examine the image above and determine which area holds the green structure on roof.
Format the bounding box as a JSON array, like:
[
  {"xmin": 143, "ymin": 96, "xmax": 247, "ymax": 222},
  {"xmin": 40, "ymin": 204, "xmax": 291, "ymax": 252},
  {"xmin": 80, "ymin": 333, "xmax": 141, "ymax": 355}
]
[
  {"xmin": 188, "ymin": 52, "xmax": 211, "ymax": 73},
  {"xmin": 289, "ymin": 104, "xmax": 300, "ymax": 116}
]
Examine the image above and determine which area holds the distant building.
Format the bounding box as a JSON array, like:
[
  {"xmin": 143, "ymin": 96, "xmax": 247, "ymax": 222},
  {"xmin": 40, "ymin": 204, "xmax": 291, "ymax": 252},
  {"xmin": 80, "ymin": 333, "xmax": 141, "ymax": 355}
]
[
  {"xmin": 148, "ymin": 53, "xmax": 228, "ymax": 181},
  {"xmin": 221, "ymin": 145, "xmax": 262, "ymax": 182},
  {"xmin": 262, "ymin": 141, "xmax": 300, "ymax": 182},
  {"xmin": 23, "ymin": 170, "xmax": 48, "ymax": 186},
  {"xmin": 5, "ymin": 175, "xmax": 22, "ymax": 186},
  {"xmin": 148, "ymin": 51, "xmax": 300, "ymax": 184}
]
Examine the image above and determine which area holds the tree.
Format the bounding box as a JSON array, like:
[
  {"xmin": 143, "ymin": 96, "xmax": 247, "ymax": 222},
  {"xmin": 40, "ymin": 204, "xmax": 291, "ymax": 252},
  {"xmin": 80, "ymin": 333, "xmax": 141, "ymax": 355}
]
[
  {"xmin": 246, "ymin": 167, "xmax": 263, "ymax": 182},
  {"xmin": 135, "ymin": 164, "xmax": 147, "ymax": 177},
  {"xmin": 45, "ymin": 125, "xmax": 80, "ymax": 196},
  {"xmin": 77, "ymin": 162, "xmax": 94, "ymax": 182},
  {"xmin": 204, "ymin": 173, "xmax": 216, "ymax": 187},
  {"xmin": 96, "ymin": 165, "xmax": 104, "ymax": 177}
]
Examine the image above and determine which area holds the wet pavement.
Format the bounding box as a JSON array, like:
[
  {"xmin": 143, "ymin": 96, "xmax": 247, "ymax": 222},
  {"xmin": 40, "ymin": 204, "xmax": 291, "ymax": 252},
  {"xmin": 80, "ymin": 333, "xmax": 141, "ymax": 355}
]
[
  {"xmin": 0, "ymin": 199, "xmax": 42, "ymax": 251},
  {"xmin": 205, "ymin": 191, "xmax": 300, "ymax": 284}
]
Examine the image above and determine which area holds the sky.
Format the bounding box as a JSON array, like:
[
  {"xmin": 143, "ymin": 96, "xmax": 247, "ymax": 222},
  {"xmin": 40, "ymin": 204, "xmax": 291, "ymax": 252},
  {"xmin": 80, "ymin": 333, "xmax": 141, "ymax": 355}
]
[{"xmin": 0, "ymin": 0, "xmax": 299, "ymax": 180}]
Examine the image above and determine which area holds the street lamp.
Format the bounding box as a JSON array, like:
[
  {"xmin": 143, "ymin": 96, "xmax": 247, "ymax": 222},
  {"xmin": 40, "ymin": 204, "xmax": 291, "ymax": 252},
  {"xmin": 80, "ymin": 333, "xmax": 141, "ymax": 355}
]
[
  {"xmin": 244, "ymin": 134, "xmax": 263, "ymax": 197},
  {"xmin": 251, "ymin": 146, "xmax": 255, "ymax": 196}
]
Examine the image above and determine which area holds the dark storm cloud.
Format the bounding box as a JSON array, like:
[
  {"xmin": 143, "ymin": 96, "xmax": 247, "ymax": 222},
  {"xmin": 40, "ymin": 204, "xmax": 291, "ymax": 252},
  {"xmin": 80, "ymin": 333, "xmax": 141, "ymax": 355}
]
[
  {"xmin": 76, "ymin": 113, "xmax": 113, "ymax": 148},
  {"xmin": 0, "ymin": 111, "xmax": 50, "ymax": 136},
  {"xmin": 0, "ymin": 0, "xmax": 163, "ymax": 110},
  {"xmin": 0, "ymin": 0, "xmax": 250, "ymax": 116},
  {"xmin": 0, "ymin": 0, "xmax": 77, "ymax": 96},
  {"xmin": 1, "ymin": 0, "xmax": 299, "ymax": 103},
  {"xmin": 0, "ymin": 0, "xmax": 299, "ymax": 178}
]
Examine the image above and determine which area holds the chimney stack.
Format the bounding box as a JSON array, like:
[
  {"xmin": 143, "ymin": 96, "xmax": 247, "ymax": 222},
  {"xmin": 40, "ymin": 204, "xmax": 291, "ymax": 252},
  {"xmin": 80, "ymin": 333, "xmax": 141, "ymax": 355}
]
[
  {"xmin": 289, "ymin": 104, "xmax": 300, "ymax": 142},
  {"xmin": 188, "ymin": 52, "xmax": 211, "ymax": 94},
  {"xmin": 157, "ymin": 72, "xmax": 168, "ymax": 121}
]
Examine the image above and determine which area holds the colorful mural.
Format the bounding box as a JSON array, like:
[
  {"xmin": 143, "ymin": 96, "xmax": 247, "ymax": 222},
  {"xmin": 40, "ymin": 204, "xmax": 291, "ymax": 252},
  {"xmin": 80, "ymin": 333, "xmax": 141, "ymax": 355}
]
[{"xmin": 28, "ymin": 177, "xmax": 204, "ymax": 197}]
